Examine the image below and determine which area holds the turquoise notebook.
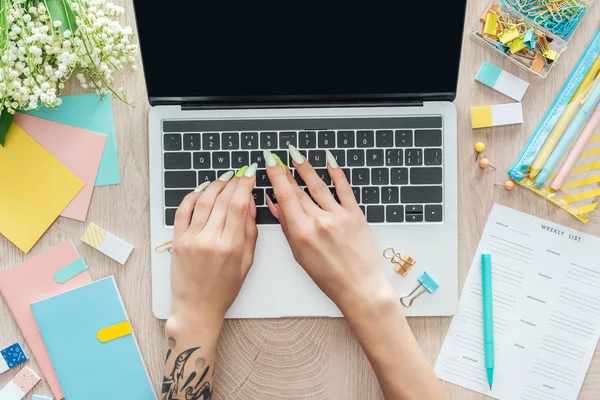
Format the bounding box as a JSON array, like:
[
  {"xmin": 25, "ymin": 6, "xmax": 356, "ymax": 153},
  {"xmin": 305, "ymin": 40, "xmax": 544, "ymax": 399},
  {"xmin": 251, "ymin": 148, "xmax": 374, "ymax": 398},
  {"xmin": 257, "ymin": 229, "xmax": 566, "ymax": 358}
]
[{"xmin": 31, "ymin": 277, "xmax": 156, "ymax": 400}]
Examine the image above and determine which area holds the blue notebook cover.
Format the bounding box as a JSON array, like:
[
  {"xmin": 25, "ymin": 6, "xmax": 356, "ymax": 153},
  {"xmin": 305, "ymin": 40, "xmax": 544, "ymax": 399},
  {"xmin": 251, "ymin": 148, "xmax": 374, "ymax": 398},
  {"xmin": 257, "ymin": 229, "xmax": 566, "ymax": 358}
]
[{"xmin": 31, "ymin": 277, "xmax": 156, "ymax": 400}]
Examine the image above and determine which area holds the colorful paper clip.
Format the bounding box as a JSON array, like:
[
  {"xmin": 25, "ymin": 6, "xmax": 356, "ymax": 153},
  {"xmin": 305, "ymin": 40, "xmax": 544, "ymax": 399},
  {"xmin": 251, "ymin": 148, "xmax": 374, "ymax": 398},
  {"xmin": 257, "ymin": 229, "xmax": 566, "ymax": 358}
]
[
  {"xmin": 400, "ymin": 272, "xmax": 439, "ymax": 307},
  {"xmin": 383, "ymin": 247, "xmax": 416, "ymax": 277},
  {"xmin": 155, "ymin": 240, "xmax": 172, "ymax": 254}
]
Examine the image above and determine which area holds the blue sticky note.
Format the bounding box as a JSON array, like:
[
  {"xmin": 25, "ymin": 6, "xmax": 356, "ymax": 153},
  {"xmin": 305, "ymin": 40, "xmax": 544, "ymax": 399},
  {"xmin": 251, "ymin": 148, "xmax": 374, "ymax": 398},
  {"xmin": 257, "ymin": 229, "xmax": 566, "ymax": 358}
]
[
  {"xmin": 1, "ymin": 342, "xmax": 27, "ymax": 368},
  {"xmin": 32, "ymin": 395, "xmax": 53, "ymax": 400},
  {"xmin": 31, "ymin": 277, "xmax": 156, "ymax": 400},
  {"xmin": 24, "ymin": 93, "xmax": 120, "ymax": 186},
  {"xmin": 475, "ymin": 61, "xmax": 503, "ymax": 88},
  {"xmin": 54, "ymin": 258, "xmax": 88, "ymax": 284}
]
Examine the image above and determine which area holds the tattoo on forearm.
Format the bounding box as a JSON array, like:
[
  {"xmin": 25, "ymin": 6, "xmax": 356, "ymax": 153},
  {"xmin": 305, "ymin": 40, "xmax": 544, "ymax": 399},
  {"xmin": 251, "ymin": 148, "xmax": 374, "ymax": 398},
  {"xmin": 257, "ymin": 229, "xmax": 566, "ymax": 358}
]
[{"xmin": 162, "ymin": 338, "xmax": 212, "ymax": 400}]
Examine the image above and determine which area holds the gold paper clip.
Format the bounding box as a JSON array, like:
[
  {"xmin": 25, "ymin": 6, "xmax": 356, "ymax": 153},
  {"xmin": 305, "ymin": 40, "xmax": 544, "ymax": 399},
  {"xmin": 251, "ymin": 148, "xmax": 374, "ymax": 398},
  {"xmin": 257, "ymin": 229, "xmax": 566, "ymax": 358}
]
[
  {"xmin": 383, "ymin": 247, "xmax": 416, "ymax": 276},
  {"xmin": 155, "ymin": 240, "xmax": 173, "ymax": 254},
  {"xmin": 400, "ymin": 272, "xmax": 439, "ymax": 308}
]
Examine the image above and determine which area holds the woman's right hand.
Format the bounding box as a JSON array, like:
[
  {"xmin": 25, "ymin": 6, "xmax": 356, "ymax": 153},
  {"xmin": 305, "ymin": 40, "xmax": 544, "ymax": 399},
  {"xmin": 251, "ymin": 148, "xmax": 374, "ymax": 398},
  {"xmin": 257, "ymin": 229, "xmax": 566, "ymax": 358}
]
[{"xmin": 264, "ymin": 147, "xmax": 396, "ymax": 314}]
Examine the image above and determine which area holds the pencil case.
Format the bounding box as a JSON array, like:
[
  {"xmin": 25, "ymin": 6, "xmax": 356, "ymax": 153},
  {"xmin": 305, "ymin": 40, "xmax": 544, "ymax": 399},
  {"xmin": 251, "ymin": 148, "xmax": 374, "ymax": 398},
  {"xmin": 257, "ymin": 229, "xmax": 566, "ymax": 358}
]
[{"xmin": 509, "ymin": 28, "xmax": 600, "ymax": 223}]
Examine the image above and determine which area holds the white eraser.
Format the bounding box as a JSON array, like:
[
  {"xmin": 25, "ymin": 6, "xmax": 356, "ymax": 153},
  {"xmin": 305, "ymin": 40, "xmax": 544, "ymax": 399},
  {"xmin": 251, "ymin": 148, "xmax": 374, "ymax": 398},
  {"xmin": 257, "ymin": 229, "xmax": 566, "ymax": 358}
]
[
  {"xmin": 81, "ymin": 223, "xmax": 134, "ymax": 265},
  {"xmin": 476, "ymin": 61, "xmax": 529, "ymax": 102},
  {"xmin": 0, "ymin": 367, "xmax": 40, "ymax": 400}
]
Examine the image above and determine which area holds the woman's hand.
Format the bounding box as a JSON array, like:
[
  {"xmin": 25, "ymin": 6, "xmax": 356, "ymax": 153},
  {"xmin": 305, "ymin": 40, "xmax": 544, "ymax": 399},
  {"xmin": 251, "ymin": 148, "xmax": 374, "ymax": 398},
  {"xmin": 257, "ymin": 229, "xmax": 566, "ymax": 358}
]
[{"xmin": 264, "ymin": 147, "xmax": 395, "ymax": 314}]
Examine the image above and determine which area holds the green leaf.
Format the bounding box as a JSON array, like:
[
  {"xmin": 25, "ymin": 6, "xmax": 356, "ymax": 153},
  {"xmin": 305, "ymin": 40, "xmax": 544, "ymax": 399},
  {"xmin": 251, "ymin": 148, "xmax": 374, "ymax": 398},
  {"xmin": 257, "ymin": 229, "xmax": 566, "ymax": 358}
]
[
  {"xmin": 44, "ymin": 0, "xmax": 77, "ymax": 34},
  {"xmin": 0, "ymin": 112, "xmax": 14, "ymax": 147}
]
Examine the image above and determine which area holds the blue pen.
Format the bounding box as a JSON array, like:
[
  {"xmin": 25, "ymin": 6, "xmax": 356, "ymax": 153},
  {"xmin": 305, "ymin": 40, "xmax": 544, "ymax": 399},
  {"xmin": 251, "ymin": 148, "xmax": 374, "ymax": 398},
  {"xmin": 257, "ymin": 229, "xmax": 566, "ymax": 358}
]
[
  {"xmin": 481, "ymin": 254, "xmax": 494, "ymax": 390},
  {"xmin": 535, "ymin": 78, "xmax": 600, "ymax": 187}
]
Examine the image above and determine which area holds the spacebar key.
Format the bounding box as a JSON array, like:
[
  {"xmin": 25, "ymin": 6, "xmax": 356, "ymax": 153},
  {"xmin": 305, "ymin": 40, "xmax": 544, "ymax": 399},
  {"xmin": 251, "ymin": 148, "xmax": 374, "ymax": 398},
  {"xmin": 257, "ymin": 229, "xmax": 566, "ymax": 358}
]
[
  {"xmin": 401, "ymin": 186, "xmax": 442, "ymax": 203},
  {"xmin": 256, "ymin": 207, "xmax": 280, "ymax": 224}
]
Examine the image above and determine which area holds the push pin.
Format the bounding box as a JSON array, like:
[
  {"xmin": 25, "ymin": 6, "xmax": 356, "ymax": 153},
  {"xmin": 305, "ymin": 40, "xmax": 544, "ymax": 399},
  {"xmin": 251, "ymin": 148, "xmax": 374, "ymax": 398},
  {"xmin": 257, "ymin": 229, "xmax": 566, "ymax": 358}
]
[
  {"xmin": 479, "ymin": 158, "xmax": 497, "ymax": 170},
  {"xmin": 495, "ymin": 179, "xmax": 516, "ymax": 191},
  {"xmin": 400, "ymin": 272, "xmax": 439, "ymax": 308},
  {"xmin": 474, "ymin": 142, "xmax": 485, "ymax": 160},
  {"xmin": 383, "ymin": 247, "xmax": 416, "ymax": 277}
]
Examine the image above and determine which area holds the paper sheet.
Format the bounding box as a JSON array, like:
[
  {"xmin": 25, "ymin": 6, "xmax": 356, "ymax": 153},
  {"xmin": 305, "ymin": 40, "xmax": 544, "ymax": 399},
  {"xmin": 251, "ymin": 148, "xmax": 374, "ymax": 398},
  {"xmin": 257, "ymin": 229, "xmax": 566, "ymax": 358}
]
[
  {"xmin": 435, "ymin": 204, "xmax": 600, "ymax": 400},
  {"xmin": 0, "ymin": 124, "xmax": 84, "ymax": 253},
  {"xmin": 14, "ymin": 113, "xmax": 106, "ymax": 222},
  {"xmin": 24, "ymin": 93, "xmax": 120, "ymax": 186}
]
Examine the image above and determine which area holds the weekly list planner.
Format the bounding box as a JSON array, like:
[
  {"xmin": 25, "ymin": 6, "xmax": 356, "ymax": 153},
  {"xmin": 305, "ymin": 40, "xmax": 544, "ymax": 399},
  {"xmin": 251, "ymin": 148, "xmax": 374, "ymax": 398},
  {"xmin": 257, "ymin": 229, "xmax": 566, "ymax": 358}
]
[{"xmin": 435, "ymin": 204, "xmax": 600, "ymax": 400}]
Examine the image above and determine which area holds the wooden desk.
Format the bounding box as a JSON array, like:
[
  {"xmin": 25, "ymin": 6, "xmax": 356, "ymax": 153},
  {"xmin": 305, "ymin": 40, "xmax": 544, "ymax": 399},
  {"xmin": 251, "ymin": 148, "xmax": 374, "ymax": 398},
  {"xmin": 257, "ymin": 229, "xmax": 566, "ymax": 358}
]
[{"xmin": 1, "ymin": 0, "xmax": 600, "ymax": 398}]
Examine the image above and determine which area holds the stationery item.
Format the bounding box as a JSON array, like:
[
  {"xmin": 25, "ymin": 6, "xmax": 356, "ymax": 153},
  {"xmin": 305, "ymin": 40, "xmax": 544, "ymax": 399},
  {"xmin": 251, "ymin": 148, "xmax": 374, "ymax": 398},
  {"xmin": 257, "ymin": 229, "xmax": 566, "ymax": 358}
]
[
  {"xmin": 534, "ymin": 77, "xmax": 600, "ymax": 187},
  {"xmin": 481, "ymin": 254, "xmax": 494, "ymax": 389},
  {"xmin": 474, "ymin": 142, "xmax": 486, "ymax": 160},
  {"xmin": 31, "ymin": 277, "xmax": 157, "ymax": 400},
  {"xmin": 495, "ymin": 180, "xmax": 516, "ymax": 191},
  {"xmin": 471, "ymin": 103, "xmax": 523, "ymax": 129},
  {"xmin": 479, "ymin": 158, "xmax": 497, "ymax": 170},
  {"xmin": 0, "ymin": 124, "xmax": 84, "ymax": 253},
  {"xmin": 400, "ymin": 272, "xmax": 439, "ymax": 307},
  {"xmin": 475, "ymin": 61, "xmax": 529, "ymax": 101},
  {"xmin": 435, "ymin": 204, "xmax": 600, "ymax": 399},
  {"xmin": 155, "ymin": 240, "xmax": 173, "ymax": 254},
  {"xmin": 0, "ymin": 367, "xmax": 40, "ymax": 400},
  {"xmin": 0, "ymin": 343, "xmax": 27, "ymax": 375},
  {"xmin": 32, "ymin": 396, "xmax": 53, "ymax": 400},
  {"xmin": 552, "ymin": 102, "xmax": 600, "ymax": 190},
  {"xmin": 81, "ymin": 222, "xmax": 134, "ymax": 265},
  {"xmin": 24, "ymin": 93, "xmax": 120, "ymax": 186},
  {"xmin": 0, "ymin": 241, "xmax": 92, "ymax": 399},
  {"xmin": 13, "ymin": 113, "xmax": 107, "ymax": 222},
  {"xmin": 383, "ymin": 247, "xmax": 416, "ymax": 277}
]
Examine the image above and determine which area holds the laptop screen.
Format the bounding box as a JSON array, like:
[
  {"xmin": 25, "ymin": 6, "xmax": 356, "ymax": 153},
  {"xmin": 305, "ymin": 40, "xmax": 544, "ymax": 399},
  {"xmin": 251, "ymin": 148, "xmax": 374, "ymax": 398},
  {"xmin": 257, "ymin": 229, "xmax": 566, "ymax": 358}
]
[{"xmin": 133, "ymin": 3, "xmax": 467, "ymax": 103}]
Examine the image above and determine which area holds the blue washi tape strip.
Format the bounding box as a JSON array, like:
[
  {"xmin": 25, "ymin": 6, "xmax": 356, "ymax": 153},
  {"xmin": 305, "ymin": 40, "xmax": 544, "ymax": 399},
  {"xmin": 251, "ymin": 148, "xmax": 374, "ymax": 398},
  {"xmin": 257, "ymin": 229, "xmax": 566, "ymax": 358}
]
[
  {"xmin": 0, "ymin": 342, "xmax": 28, "ymax": 370},
  {"xmin": 54, "ymin": 258, "xmax": 89, "ymax": 284},
  {"xmin": 32, "ymin": 395, "xmax": 53, "ymax": 400}
]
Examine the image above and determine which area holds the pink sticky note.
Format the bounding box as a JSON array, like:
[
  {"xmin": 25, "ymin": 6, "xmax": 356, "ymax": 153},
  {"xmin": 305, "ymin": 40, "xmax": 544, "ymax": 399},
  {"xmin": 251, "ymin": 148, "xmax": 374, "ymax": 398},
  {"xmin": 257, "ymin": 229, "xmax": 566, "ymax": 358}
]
[
  {"xmin": 0, "ymin": 241, "xmax": 92, "ymax": 399},
  {"xmin": 13, "ymin": 113, "xmax": 107, "ymax": 222}
]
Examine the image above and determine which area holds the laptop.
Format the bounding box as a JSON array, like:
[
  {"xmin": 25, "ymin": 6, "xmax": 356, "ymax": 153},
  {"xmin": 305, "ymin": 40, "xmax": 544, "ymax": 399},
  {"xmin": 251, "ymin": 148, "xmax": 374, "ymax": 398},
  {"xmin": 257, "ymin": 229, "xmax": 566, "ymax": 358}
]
[{"xmin": 133, "ymin": 2, "xmax": 467, "ymax": 319}]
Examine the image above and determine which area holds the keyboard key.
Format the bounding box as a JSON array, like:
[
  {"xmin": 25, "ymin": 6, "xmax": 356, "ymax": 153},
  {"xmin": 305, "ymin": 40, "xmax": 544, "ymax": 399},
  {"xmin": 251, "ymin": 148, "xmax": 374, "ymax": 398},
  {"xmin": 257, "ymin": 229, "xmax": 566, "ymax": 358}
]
[
  {"xmin": 352, "ymin": 187, "xmax": 360, "ymax": 203},
  {"xmin": 337, "ymin": 130, "xmax": 355, "ymax": 148},
  {"xmin": 315, "ymin": 169, "xmax": 331, "ymax": 185},
  {"xmin": 202, "ymin": 133, "xmax": 220, "ymax": 150},
  {"xmin": 386, "ymin": 149, "xmax": 403, "ymax": 166},
  {"xmin": 347, "ymin": 150, "xmax": 365, "ymax": 166},
  {"xmin": 260, "ymin": 132, "xmax": 278, "ymax": 149},
  {"xmin": 405, "ymin": 149, "xmax": 422, "ymax": 166},
  {"xmin": 193, "ymin": 152, "xmax": 211, "ymax": 169},
  {"xmin": 253, "ymin": 189, "xmax": 265, "ymax": 205},
  {"xmin": 391, "ymin": 168, "xmax": 408, "ymax": 185},
  {"xmin": 411, "ymin": 167, "xmax": 442, "ymax": 184},
  {"xmin": 425, "ymin": 205, "xmax": 443, "ymax": 222},
  {"xmin": 352, "ymin": 168, "xmax": 370, "ymax": 185},
  {"xmin": 222, "ymin": 133, "xmax": 239, "ymax": 150},
  {"xmin": 250, "ymin": 151, "xmax": 265, "ymax": 168},
  {"xmin": 424, "ymin": 148, "xmax": 442, "ymax": 166},
  {"xmin": 198, "ymin": 170, "xmax": 216, "ymax": 183},
  {"xmin": 357, "ymin": 130, "xmax": 374, "ymax": 148},
  {"xmin": 294, "ymin": 170, "xmax": 306, "ymax": 186},
  {"xmin": 164, "ymin": 134, "xmax": 182, "ymax": 151},
  {"xmin": 164, "ymin": 152, "xmax": 191, "ymax": 169},
  {"xmin": 256, "ymin": 169, "xmax": 271, "ymax": 187},
  {"xmin": 366, "ymin": 149, "xmax": 384, "ymax": 166},
  {"xmin": 367, "ymin": 206, "xmax": 385, "ymax": 223},
  {"xmin": 401, "ymin": 186, "xmax": 442, "ymax": 203},
  {"xmin": 343, "ymin": 168, "xmax": 351, "ymax": 182},
  {"xmin": 371, "ymin": 168, "xmax": 389, "ymax": 185},
  {"xmin": 232, "ymin": 151, "xmax": 250, "ymax": 168},
  {"xmin": 329, "ymin": 150, "xmax": 346, "ymax": 167},
  {"xmin": 241, "ymin": 132, "xmax": 259, "ymax": 149},
  {"xmin": 406, "ymin": 213, "xmax": 424, "ymax": 222},
  {"xmin": 165, "ymin": 171, "xmax": 196, "ymax": 188},
  {"xmin": 381, "ymin": 186, "xmax": 399, "ymax": 203},
  {"xmin": 273, "ymin": 150, "xmax": 288, "ymax": 165},
  {"xmin": 415, "ymin": 129, "xmax": 442, "ymax": 147},
  {"xmin": 256, "ymin": 207, "xmax": 279, "ymax": 224},
  {"xmin": 395, "ymin": 130, "xmax": 413, "ymax": 147},
  {"xmin": 165, "ymin": 208, "xmax": 176, "ymax": 226},
  {"xmin": 318, "ymin": 130, "xmax": 336, "ymax": 148},
  {"xmin": 386, "ymin": 205, "xmax": 404, "ymax": 222},
  {"xmin": 183, "ymin": 133, "xmax": 201, "ymax": 150},
  {"xmin": 279, "ymin": 131, "xmax": 297, "ymax": 148},
  {"xmin": 266, "ymin": 188, "xmax": 277, "ymax": 203},
  {"xmin": 299, "ymin": 131, "xmax": 317, "ymax": 148},
  {"xmin": 165, "ymin": 190, "xmax": 191, "ymax": 207},
  {"xmin": 376, "ymin": 130, "xmax": 393, "ymax": 147},
  {"xmin": 308, "ymin": 150, "xmax": 326, "ymax": 167},
  {"xmin": 362, "ymin": 187, "xmax": 379, "ymax": 204},
  {"xmin": 212, "ymin": 152, "xmax": 230, "ymax": 169},
  {"xmin": 406, "ymin": 205, "xmax": 423, "ymax": 214}
]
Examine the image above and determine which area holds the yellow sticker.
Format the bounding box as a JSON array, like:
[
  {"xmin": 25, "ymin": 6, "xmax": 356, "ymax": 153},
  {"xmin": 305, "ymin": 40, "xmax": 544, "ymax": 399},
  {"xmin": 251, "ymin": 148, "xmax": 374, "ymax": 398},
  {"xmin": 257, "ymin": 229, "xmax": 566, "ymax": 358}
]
[
  {"xmin": 97, "ymin": 321, "xmax": 132, "ymax": 343},
  {"xmin": 471, "ymin": 106, "xmax": 493, "ymax": 129}
]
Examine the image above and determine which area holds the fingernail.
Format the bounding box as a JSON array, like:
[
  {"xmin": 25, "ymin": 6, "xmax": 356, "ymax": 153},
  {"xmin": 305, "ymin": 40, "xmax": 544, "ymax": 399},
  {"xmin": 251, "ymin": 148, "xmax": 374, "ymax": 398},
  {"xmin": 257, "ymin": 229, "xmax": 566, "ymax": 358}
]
[
  {"xmin": 218, "ymin": 170, "xmax": 235, "ymax": 182},
  {"xmin": 325, "ymin": 150, "xmax": 339, "ymax": 169},
  {"xmin": 236, "ymin": 165, "xmax": 248, "ymax": 177},
  {"xmin": 272, "ymin": 153, "xmax": 287, "ymax": 173},
  {"xmin": 288, "ymin": 145, "xmax": 304, "ymax": 165},
  {"xmin": 264, "ymin": 150, "xmax": 277, "ymax": 167},
  {"xmin": 194, "ymin": 181, "xmax": 210, "ymax": 193},
  {"xmin": 266, "ymin": 195, "xmax": 279, "ymax": 219},
  {"xmin": 244, "ymin": 163, "xmax": 258, "ymax": 177}
]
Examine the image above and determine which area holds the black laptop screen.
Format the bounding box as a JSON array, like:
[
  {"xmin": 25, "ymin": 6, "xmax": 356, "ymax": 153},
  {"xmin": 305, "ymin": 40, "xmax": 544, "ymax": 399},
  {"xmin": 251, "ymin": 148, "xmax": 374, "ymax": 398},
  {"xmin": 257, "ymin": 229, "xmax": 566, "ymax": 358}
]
[{"xmin": 133, "ymin": 3, "xmax": 467, "ymax": 102}]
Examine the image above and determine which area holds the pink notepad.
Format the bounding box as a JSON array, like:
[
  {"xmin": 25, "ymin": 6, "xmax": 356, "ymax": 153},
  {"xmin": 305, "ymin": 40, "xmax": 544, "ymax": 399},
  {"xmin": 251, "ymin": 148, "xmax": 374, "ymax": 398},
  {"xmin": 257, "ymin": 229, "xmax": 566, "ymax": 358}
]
[
  {"xmin": 0, "ymin": 241, "xmax": 92, "ymax": 399},
  {"xmin": 13, "ymin": 113, "xmax": 106, "ymax": 222}
]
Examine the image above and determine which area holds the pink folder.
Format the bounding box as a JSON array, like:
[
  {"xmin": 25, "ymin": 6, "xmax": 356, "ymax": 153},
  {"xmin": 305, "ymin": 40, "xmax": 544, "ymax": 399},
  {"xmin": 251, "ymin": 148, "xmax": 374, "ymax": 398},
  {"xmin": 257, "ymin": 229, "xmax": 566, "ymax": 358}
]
[
  {"xmin": 13, "ymin": 113, "xmax": 107, "ymax": 222},
  {"xmin": 0, "ymin": 241, "xmax": 92, "ymax": 399}
]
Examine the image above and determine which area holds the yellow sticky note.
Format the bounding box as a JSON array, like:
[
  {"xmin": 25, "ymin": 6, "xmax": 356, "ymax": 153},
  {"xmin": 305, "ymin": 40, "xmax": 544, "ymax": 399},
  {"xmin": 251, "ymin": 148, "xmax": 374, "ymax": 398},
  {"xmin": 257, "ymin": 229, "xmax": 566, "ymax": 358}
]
[
  {"xmin": 97, "ymin": 321, "xmax": 132, "ymax": 342},
  {"xmin": 471, "ymin": 106, "xmax": 493, "ymax": 129},
  {"xmin": 498, "ymin": 27, "xmax": 520, "ymax": 44},
  {"xmin": 0, "ymin": 123, "xmax": 83, "ymax": 253}
]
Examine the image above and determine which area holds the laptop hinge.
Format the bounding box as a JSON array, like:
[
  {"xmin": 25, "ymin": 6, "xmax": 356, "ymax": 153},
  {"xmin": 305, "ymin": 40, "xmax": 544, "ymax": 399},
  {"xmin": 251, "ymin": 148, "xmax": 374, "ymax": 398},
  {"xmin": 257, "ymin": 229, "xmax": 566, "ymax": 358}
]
[{"xmin": 180, "ymin": 100, "xmax": 424, "ymax": 111}]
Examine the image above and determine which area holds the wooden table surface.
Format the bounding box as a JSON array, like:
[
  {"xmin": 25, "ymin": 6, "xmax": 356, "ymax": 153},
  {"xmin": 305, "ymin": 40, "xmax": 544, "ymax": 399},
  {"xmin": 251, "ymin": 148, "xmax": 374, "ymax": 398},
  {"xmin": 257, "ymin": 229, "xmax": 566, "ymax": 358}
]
[{"xmin": 2, "ymin": 0, "xmax": 600, "ymax": 399}]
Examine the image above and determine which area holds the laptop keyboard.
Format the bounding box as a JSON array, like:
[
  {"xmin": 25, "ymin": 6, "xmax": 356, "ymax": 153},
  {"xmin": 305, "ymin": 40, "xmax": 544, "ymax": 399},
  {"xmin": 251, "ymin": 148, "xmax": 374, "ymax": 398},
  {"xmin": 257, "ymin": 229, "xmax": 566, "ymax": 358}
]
[{"xmin": 161, "ymin": 117, "xmax": 444, "ymax": 225}]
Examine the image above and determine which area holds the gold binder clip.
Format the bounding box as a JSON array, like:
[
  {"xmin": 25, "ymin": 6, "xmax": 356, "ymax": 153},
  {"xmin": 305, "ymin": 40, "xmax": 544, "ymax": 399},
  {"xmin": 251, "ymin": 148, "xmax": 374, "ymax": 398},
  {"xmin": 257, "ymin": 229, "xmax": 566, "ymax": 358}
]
[
  {"xmin": 383, "ymin": 247, "xmax": 416, "ymax": 277},
  {"xmin": 155, "ymin": 240, "xmax": 173, "ymax": 254}
]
